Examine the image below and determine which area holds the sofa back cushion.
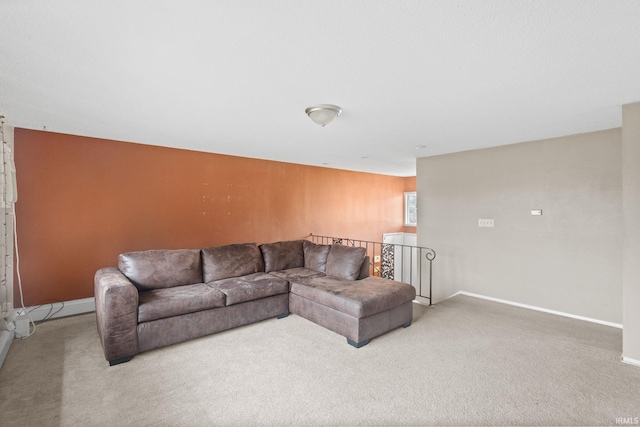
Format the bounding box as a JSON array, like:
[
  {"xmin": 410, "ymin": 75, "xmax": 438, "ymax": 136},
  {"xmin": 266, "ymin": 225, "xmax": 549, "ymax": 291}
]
[
  {"xmin": 201, "ymin": 243, "xmax": 265, "ymax": 282},
  {"xmin": 359, "ymin": 256, "xmax": 371, "ymax": 279},
  {"xmin": 118, "ymin": 249, "xmax": 203, "ymax": 291},
  {"xmin": 325, "ymin": 245, "xmax": 367, "ymax": 280},
  {"xmin": 259, "ymin": 240, "xmax": 305, "ymax": 272},
  {"xmin": 303, "ymin": 240, "xmax": 331, "ymax": 273}
]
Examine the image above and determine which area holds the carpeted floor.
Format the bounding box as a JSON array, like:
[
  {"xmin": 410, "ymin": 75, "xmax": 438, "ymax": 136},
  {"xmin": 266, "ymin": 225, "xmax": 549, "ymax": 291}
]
[{"xmin": 1, "ymin": 294, "xmax": 639, "ymax": 426}]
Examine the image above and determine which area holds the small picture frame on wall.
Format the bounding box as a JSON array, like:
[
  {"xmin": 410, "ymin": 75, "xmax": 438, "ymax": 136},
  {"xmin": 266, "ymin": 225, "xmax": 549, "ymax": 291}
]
[{"xmin": 404, "ymin": 192, "xmax": 417, "ymax": 226}]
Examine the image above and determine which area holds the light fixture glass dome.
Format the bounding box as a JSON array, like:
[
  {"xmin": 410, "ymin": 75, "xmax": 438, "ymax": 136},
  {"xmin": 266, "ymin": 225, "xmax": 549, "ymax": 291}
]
[{"xmin": 305, "ymin": 104, "xmax": 342, "ymax": 127}]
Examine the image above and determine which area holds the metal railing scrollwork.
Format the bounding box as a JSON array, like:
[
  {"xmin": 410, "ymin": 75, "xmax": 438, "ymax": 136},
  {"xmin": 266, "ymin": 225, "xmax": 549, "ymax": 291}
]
[{"xmin": 309, "ymin": 234, "xmax": 435, "ymax": 305}]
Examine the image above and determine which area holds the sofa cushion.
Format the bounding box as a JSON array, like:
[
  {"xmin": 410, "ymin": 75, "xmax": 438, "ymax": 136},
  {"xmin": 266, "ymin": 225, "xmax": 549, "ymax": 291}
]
[
  {"xmin": 208, "ymin": 273, "xmax": 289, "ymax": 306},
  {"xmin": 303, "ymin": 241, "xmax": 331, "ymax": 273},
  {"xmin": 269, "ymin": 267, "xmax": 325, "ymax": 283},
  {"xmin": 119, "ymin": 249, "xmax": 203, "ymax": 291},
  {"xmin": 138, "ymin": 283, "xmax": 226, "ymax": 323},
  {"xmin": 202, "ymin": 243, "xmax": 265, "ymax": 282},
  {"xmin": 325, "ymin": 245, "xmax": 366, "ymax": 280},
  {"xmin": 259, "ymin": 240, "xmax": 304, "ymax": 272},
  {"xmin": 290, "ymin": 275, "xmax": 416, "ymax": 319}
]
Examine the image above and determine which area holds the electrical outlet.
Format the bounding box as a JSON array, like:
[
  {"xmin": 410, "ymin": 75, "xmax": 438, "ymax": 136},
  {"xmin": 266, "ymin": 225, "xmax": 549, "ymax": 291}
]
[
  {"xmin": 374, "ymin": 255, "xmax": 381, "ymax": 262},
  {"xmin": 478, "ymin": 219, "xmax": 494, "ymax": 227}
]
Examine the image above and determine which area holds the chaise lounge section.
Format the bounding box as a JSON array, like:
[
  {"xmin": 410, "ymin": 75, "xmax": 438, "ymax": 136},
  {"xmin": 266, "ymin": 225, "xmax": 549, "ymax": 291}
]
[
  {"xmin": 94, "ymin": 239, "xmax": 416, "ymax": 365},
  {"xmin": 268, "ymin": 241, "xmax": 416, "ymax": 348},
  {"xmin": 289, "ymin": 275, "xmax": 415, "ymax": 348}
]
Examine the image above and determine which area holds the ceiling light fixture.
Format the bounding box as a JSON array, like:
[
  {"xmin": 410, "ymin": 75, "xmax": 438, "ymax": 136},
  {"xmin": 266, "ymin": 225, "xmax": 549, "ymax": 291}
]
[{"xmin": 305, "ymin": 104, "xmax": 342, "ymax": 127}]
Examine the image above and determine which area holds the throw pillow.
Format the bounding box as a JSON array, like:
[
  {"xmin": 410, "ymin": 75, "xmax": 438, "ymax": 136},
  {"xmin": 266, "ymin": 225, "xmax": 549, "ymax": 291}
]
[{"xmin": 325, "ymin": 245, "xmax": 367, "ymax": 280}]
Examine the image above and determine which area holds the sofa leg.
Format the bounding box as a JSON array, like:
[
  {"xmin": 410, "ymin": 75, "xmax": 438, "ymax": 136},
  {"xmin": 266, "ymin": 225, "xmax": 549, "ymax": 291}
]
[
  {"xmin": 109, "ymin": 356, "xmax": 132, "ymax": 366},
  {"xmin": 347, "ymin": 338, "xmax": 369, "ymax": 348},
  {"xmin": 277, "ymin": 312, "xmax": 289, "ymax": 319},
  {"xmin": 403, "ymin": 321, "xmax": 412, "ymax": 328}
]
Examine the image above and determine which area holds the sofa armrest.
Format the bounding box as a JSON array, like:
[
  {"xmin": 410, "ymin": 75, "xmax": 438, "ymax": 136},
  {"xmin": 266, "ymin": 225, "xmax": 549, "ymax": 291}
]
[{"xmin": 94, "ymin": 267, "xmax": 139, "ymax": 363}]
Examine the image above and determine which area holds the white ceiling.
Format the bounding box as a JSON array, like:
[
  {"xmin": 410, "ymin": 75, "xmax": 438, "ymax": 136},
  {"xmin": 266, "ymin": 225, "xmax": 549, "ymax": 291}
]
[{"xmin": 1, "ymin": 1, "xmax": 639, "ymax": 176}]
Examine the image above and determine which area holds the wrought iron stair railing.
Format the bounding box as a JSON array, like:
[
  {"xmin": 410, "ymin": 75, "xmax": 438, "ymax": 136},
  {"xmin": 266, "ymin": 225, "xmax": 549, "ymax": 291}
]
[{"xmin": 308, "ymin": 234, "xmax": 435, "ymax": 305}]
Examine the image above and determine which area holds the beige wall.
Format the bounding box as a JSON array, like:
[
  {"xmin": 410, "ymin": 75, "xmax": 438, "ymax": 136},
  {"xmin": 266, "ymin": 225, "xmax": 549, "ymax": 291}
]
[
  {"xmin": 622, "ymin": 103, "xmax": 640, "ymax": 361},
  {"xmin": 417, "ymin": 129, "xmax": 622, "ymax": 323}
]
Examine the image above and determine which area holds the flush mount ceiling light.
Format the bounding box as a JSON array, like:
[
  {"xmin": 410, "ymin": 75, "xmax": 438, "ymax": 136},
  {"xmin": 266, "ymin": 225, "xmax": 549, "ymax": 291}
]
[{"xmin": 305, "ymin": 104, "xmax": 342, "ymax": 127}]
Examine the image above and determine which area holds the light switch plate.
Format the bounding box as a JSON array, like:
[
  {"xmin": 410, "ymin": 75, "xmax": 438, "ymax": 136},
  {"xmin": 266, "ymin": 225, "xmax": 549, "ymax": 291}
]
[{"xmin": 478, "ymin": 219, "xmax": 494, "ymax": 227}]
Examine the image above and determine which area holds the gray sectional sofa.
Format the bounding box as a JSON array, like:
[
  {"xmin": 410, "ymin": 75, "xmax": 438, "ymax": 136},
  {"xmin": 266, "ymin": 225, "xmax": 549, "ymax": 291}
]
[{"xmin": 94, "ymin": 239, "xmax": 416, "ymax": 365}]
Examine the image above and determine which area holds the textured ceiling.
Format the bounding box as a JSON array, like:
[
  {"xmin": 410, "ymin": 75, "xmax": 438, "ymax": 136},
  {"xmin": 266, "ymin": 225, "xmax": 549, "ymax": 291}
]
[{"xmin": 1, "ymin": 1, "xmax": 639, "ymax": 176}]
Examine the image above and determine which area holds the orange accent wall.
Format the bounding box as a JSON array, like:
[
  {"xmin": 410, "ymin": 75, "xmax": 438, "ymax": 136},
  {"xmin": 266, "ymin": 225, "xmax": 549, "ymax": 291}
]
[{"xmin": 14, "ymin": 129, "xmax": 409, "ymax": 306}]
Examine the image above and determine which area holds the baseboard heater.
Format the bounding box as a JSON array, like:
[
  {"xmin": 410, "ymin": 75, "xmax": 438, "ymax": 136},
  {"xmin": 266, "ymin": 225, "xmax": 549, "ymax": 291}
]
[{"xmin": 21, "ymin": 297, "xmax": 96, "ymax": 323}]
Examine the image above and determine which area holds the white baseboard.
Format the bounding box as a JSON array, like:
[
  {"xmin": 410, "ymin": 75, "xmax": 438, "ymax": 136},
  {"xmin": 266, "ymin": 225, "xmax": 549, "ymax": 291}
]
[
  {"xmin": 452, "ymin": 291, "xmax": 623, "ymax": 329},
  {"xmin": 22, "ymin": 297, "xmax": 95, "ymax": 322},
  {"xmin": 0, "ymin": 329, "xmax": 14, "ymax": 369},
  {"xmin": 621, "ymin": 356, "xmax": 640, "ymax": 368}
]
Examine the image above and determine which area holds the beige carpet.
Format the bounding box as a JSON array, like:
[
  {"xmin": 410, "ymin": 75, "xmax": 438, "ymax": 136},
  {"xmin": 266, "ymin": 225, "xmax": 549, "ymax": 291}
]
[{"xmin": 1, "ymin": 294, "xmax": 639, "ymax": 426}]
